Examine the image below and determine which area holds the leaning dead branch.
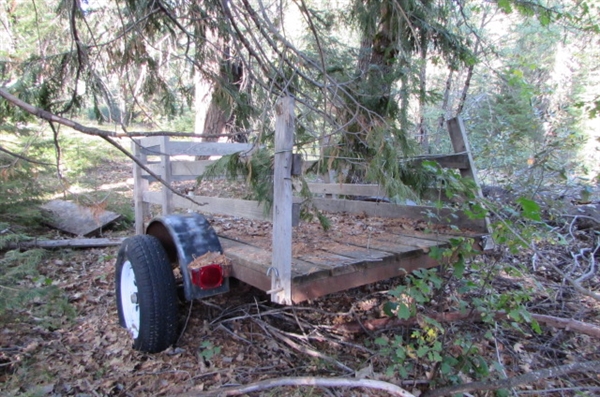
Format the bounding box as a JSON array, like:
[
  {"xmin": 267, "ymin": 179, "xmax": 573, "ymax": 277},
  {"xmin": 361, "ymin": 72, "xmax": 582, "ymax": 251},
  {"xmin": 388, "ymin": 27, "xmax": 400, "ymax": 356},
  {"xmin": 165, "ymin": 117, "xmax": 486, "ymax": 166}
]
[{"xmin": 194, "ymin": 376, "xmax": 416, "ymax": 397}]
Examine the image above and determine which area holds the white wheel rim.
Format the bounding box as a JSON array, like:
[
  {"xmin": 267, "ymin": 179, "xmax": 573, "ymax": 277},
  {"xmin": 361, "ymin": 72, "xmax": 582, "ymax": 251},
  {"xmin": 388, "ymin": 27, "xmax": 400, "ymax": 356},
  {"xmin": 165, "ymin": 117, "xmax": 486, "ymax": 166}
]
[{"xmin": 120, "ymin": 260, "xmax": 140, "ymax": 339}]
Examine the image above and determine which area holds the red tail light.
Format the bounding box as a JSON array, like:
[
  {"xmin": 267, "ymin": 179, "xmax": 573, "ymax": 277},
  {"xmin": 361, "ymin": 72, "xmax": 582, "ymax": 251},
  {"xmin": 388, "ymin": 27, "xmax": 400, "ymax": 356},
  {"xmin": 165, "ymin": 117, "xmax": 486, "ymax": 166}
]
[{"xmin": 191, "ymin": 264, "xmax": 224, "ymax": 289}]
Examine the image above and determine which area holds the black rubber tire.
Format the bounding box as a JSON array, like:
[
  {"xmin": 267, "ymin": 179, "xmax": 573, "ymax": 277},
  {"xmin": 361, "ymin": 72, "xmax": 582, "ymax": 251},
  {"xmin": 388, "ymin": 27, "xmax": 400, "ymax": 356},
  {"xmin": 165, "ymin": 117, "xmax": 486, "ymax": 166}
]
[{"xmin": 115, "ymin": 235, "xmax": 179, "ymax": 353}]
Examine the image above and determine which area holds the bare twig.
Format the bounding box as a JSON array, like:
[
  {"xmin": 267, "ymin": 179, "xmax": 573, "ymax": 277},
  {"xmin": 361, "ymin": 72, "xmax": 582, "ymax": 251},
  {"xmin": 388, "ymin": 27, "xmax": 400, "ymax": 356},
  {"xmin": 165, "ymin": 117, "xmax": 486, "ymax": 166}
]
[
  {"xmin": 422, "ymin": 360, "xmax": 600, "ymax": 397},
  {"xmin": 193, "ymin": 376, "xmax": 416, "ymax": 397},
  {"xmin": 335, "ymin": 311, "xmax": 600, "ymax": 339},
  {"xmin": 0, "ymin": 145, "xmax": 54, "ymax": 166},
  {"xmin": 485, "ymin": 202, "xmax": 600, "ymax": 301}
]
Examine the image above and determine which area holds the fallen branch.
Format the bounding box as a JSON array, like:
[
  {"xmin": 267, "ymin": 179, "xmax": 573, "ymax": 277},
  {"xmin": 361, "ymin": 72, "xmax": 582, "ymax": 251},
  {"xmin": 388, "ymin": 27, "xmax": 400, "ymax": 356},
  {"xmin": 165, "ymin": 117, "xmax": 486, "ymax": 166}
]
[
  {"xmin": 0, "ymin": 88, "xmax": 209, "ymax": 209},
  {"xmin": 422, "ymin": 360, "xmax": 600, "ymax": 397},
  {"xmin": 335, "ymin": 311, "xmax": 600, "ymax": 339},
  {"xmin": 5, "ymin": 237, "xmax": 127, "ymax": 250},
  {"xmin": 194, "ymin": 376, "xmax": 416, "ymax": 397},
  {"xmin": 260, "ymin": 320, "xmax": 354, "ymax": 373}
]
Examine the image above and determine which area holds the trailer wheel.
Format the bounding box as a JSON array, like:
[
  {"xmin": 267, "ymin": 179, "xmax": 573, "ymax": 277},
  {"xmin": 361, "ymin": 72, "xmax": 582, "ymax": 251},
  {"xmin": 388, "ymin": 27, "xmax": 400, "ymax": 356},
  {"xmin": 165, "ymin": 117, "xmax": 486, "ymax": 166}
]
[{"xmin": 115, "ymin": 235, "xmax": 179, "ymax": 353}]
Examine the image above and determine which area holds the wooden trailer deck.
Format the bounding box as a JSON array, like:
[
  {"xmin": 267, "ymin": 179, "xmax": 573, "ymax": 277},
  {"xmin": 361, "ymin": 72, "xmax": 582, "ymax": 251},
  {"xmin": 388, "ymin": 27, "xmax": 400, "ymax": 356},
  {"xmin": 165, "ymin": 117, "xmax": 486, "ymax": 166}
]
[
  {"xmin": 218, "ymin": 219, "xmax": 486, "ymax": 303},
  {"xmin": 132, "ymin": 96, "xmax": 490, "ymax": 305}
]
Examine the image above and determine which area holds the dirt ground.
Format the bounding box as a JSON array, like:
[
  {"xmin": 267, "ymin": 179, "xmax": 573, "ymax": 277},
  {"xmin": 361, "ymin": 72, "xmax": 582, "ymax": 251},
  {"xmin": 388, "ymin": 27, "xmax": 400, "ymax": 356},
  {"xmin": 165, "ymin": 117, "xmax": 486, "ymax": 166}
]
[{"xmin": 1, "ymin": 160, "xmax": 599, "ymax": 396}]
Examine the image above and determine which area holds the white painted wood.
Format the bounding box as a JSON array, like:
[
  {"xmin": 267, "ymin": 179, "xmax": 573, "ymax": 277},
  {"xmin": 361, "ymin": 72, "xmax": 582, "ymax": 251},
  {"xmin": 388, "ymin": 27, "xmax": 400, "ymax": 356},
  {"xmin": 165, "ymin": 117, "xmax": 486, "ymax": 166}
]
[
  {"xmin": 133, "ymin": 139, "xmax": 149, "ymax": 235},
  {"xmin": 271, "ymin": 96, "xmax": 295, "ymax": 305}
]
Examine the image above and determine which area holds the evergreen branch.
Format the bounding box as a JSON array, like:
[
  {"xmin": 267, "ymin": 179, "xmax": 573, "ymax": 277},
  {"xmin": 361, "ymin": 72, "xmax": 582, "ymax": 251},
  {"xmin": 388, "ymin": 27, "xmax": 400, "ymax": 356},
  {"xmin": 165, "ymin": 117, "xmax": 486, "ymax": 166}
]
[
  {"xmin": 0, "ymin": 145, "xmax": 54, "ymax": 166},
  {"xmin": 0, "ymin": 88, "xmax": 117, "ymax": 137},
  {"xmin": 0, "ymin": 88, "xmax": 247, "ymax": 139},
  {"xmin": 0, "ymin": 88, "xmax": 209, "ymax": 209}
]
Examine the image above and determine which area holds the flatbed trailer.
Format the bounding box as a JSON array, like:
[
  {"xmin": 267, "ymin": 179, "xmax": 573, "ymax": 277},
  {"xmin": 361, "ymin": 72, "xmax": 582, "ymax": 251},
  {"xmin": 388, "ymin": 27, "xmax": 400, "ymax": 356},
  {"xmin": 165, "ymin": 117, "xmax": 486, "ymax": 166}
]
[{"xmin": 115, "ymin": 97, "xmax": 490, "ymax": 353}]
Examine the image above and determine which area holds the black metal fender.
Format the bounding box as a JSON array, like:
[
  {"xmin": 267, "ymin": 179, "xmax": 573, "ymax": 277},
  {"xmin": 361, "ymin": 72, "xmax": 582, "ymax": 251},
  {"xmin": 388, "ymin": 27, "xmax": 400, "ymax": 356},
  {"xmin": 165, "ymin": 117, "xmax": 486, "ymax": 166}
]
[{"xmin": 145, "ymin": 213, "xmax": 229, "ymax": 301}]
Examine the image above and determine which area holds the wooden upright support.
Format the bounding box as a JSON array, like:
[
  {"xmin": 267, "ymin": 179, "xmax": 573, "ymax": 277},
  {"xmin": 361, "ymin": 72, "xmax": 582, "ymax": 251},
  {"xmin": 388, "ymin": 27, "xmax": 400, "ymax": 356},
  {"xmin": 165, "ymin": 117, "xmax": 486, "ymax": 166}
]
[
  {"xmin": 447, "ymin": 117, "xmax": 494, "ymax": 246},
  {"xmin": 159, "ymin": 135, "xmax": 173, "ymax": 215},
  {"xmin": 447, "ymin": 117, "xmax": 485, "ymax": 202},
  {"xmin": 270, "ymin": 96, "xmax": 295, "ymax": 305},
  {"xmin": 133, "ymin": 139, "xmax": 149, "ymax": 235}
]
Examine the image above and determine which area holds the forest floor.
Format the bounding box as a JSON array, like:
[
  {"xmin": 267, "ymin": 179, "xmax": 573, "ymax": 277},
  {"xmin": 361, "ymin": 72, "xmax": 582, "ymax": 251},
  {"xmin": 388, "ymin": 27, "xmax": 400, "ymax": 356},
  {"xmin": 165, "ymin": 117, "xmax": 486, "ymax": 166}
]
[{"xmin": 1, "ymin": 157, "xmax": 599, "ymax": 397}]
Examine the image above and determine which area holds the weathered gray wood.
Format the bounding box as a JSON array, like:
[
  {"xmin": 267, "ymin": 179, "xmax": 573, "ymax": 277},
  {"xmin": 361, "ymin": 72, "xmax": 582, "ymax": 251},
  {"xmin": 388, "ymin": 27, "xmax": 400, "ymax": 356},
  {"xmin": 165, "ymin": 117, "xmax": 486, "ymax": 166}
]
[
  {"xmin": 311, "ymin": 197, "xmax": 487, "ymax": 232},
  {"xmin": 8, "ymin": 237, "xmax": 126, "ymax": 250},
  {"xmin": 144, "ymin": 191, "xmax": 266, "ymax": 219},
  {"xmin": 305, "ymin": 183, "xmax": 383, "ymax": 197},
  {"xmin": 159, "ymin": 136, "xmax": 173, "ymax": 215},
  {"xmin": 143, "ymin": 191, "xmax": 301, "ymax": 225},
  {"xmin": 143, "ymin": 160, "xmax": 216, "ymax": 180},
  {"xmin": 271, "ymin": 96, "xmax": 294, "ymax": 305},
  {"xmin": 447, "ymin": 118, "xmax": 479, "ymax": 181},
  {"xmin": 409, "ymin": 152, "xmax": 470, "ymax": 170},
  {"xmin": 447, "ymin": 117, "xmax": 493, "ymax": 246},
  {"xmin": 140, "ymin": 141, "xmax": 252, "ymax": 156},
  {"xmin": 133, "ymin": 139, "xmax": 149, "ymax": 235},
  {"xmin": 40, "ymin": 200, "xmax": 122, "ymax": 237}
]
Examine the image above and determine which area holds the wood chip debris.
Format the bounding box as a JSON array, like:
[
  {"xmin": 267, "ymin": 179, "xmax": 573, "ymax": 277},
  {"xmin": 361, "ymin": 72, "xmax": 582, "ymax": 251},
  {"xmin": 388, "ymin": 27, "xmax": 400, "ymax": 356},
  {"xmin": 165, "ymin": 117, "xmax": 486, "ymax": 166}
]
[{"xmin": 188, "ymin": 251, "xmax": 232, "ymax": 276}]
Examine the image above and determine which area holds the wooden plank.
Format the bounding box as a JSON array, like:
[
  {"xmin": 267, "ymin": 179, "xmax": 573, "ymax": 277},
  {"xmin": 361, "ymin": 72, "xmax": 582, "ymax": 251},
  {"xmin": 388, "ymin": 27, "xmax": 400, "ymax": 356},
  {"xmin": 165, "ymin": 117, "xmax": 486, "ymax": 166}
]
[
  {"xmin": 291, "ymin": 252, "xmax": 441, "ymax": 303},
  {"xmin": 143, "ymin": 160, "xmax": 216, "ymax": 180},
  {"xmin": 447, "ymin": 118, "xmax": 479, "ymax": 181},
  {"xmin": 143, "ymin": 191, "xmax": 268, "ymax": 220},
  {"xmin": 8, "ymin": 237, "xmax": 126, "ymax": 250},
  {"xmin": 311, "ymin": 198, "xmax": 487, "ymax": 231},
  {"xmin": 159, "ymin": 136, "xmax": 173, "ymax": 215},
  {"xmin": 447, "ymin": 117, "xmax": 493, "ymax": 247},
  {"xmin": 305, "ymin": 183, "xmax": 383, "ymax": 197},
  {"xmin": 271, "ymin": 96, "xmax": 294, "ymax": 304},
  {"xmin": 133, "ymin": 139, "xmax": 149, "ymax": 235},
  {"xmin": 410, "ymin": 153, "xmax": 470, "ymax": 170},
  {"xmin": 375, "ymin": 233, "xmax": 448, "ymax": 249},
  {"xmin": 143, "ymin": 191, "xmax": 301, "ymax": 226},
  {"xmin": 220, "ymin": 237, "xmax": 332, "ymax": 289},
  {"xmin": 330, "ymin": 234, "xmax": 420, "ymax": 257},
  {"xmin": 40, "ymin": 200, "xmax": 121, "ymax": 237},
  {"xmin": 141, "ymin": 141, "xmax": 252, "ymax": 156}
]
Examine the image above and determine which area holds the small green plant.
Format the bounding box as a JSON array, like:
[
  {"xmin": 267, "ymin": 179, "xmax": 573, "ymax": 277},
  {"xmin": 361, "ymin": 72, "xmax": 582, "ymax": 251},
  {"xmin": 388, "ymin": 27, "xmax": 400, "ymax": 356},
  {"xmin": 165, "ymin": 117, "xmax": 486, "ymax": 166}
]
[
  {"xmin": 198, "ymin": 340, "xmax": 222, "ymax": 361},
  {"xmin": 375, "ymin": 199, "xmax": 543, "ymax": 387}
]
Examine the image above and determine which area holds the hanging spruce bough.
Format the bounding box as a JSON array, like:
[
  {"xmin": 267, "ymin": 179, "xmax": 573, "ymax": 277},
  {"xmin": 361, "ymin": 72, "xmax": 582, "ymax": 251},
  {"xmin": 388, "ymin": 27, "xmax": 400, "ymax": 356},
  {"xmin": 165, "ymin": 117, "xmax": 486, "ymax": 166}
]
[{"xmin": 0, "ymin": 0, "xmax": 508, "ymax": 203}]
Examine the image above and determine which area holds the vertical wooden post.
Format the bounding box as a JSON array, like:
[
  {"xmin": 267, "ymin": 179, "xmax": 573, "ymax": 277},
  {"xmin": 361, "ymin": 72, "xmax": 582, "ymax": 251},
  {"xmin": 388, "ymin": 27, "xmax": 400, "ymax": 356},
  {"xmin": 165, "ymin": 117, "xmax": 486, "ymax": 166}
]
[
  {"xmin": 447, "ymin": 117, "xmax": 483, "ymax": 197},
  {"xmin": 133, "ymin": 140, "xmax": 149, "ymax": 235},
  {"xmin": 271, "ymin": 96, "xmax": 294, "ymax": 305},
  {"xmin": 447, "ymin": 117, "xmax": 494, "ymax": 247},
  {"xmin": 159, "ymin": 135, "xmax": 173, "ymax": 215}
]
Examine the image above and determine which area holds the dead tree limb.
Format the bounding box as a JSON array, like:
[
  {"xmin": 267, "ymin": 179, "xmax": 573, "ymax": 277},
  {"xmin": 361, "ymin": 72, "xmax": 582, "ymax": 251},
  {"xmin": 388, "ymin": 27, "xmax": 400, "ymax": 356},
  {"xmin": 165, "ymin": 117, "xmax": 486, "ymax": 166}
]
[
  {"xmin": 422, "ymin": 360, "xmax": 600, "ymax": 397},
  {"xmin": 335, "ymin": 311, "xmax": 600, "ymax": 339},
  {"xmin": 193, "ymin": 376, "xmax": 416, "ymax": 397}
]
